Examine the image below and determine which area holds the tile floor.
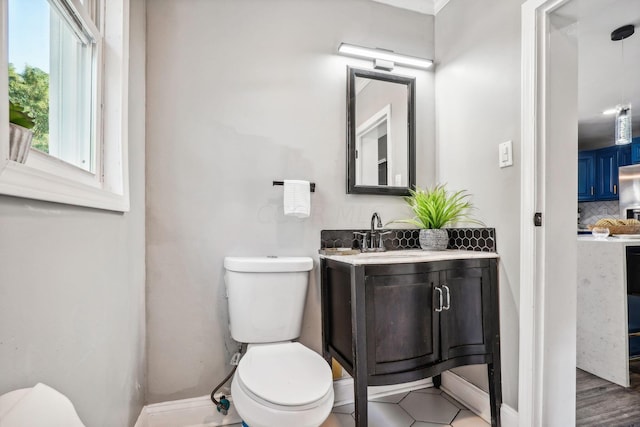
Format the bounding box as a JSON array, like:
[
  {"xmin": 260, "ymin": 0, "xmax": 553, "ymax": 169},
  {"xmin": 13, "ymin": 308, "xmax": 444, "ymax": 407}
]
[{"xmin": 229, "ymin": 387, "xmax": 489, "ymax": 427}]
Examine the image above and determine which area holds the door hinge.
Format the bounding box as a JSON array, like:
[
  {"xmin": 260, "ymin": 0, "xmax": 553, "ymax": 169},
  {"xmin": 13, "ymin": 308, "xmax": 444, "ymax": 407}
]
[{"xmin": 534, "ymin": 212, "xmax": 542, "ymax": 227}]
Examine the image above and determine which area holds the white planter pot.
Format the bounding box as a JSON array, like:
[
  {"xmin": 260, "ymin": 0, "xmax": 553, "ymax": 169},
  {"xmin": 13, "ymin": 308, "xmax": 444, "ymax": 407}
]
[
  {"xmin": 9, "ymin": 123, "xmax": 33, "ymax": 164},
  {"xmin": 419, "ymin": 229, "xmax": 449, "ymax": 251}
]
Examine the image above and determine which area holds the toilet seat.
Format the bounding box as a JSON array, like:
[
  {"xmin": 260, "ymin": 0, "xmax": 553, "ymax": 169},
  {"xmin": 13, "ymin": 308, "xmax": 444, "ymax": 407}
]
[
  {"xmin": 236, "ymin": 342, "xmax": 333, "ymax": 408},
  {"xmin": 235, "ymin": 372, "xmax": 333, "ymax": 412}
]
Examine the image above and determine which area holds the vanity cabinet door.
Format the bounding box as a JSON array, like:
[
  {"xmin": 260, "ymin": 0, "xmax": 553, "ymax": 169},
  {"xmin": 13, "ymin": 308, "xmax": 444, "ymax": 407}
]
[
  {"xmin": 367, "ymin": 272, "xmax": 440, "ymax": 375},
  {"xmin": 440, "ymin": 266, "xmax": 492, "ymax": 360}
]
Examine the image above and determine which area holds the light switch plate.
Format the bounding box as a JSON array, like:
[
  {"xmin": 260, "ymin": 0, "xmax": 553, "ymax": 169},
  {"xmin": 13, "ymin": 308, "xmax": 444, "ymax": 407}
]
[{"xmin": 499, "ymin": 140, "xmax": 513, "ymax": 168}]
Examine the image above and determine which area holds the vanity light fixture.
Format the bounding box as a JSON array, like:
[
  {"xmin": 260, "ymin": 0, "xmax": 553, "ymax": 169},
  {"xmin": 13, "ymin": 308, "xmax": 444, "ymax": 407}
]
[
  {"xmin": 338, "ymin": 43, "xmax": 433, "ymax": 70},
  {"xmin": 611, "ymin": 24, "xmax": 634, "ymax": 145}
]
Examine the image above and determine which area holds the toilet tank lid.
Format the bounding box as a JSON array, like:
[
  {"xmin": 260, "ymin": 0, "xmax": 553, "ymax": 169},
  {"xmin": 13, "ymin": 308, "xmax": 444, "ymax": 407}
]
[{"xmin": 224, "ymin": 257, "xmax": 313, "ymax": 273}]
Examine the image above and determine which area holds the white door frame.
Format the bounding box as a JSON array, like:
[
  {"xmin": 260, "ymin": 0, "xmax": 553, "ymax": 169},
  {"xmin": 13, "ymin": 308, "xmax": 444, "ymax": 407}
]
[
  {"xmin": 519, "ymin": 0, "xmax": 574, "ymax": 426},
  {"xmin": 355, "ymin": 104, "xmax": 393, "ymax": 185}
]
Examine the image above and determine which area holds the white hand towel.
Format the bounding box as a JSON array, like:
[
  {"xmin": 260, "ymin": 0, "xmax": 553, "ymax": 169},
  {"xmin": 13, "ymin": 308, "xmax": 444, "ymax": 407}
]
[{"xmin": 283, "ymin": 180, "xmax": 311, "ymax": 218}]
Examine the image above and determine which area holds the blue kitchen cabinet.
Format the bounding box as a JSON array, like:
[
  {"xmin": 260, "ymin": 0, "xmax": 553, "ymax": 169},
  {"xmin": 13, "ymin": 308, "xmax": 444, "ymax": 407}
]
[
  {"xmin": 595, "ymin": 146, "xmax": 619, "ymax": 200},
  {"xmin": 578, "ymin": 151, "xmax": 595, "ymax": 201},
  {"xmin": 631, "ymin": 138, "xmax": 640, "ymax": 164},
  {"xmin": 579, "ymin": 145, "xmax": 632, "ymax": 201},
  {"xmin": 619, "ymin": 144, "xmax": 632, "ymax": 167}
]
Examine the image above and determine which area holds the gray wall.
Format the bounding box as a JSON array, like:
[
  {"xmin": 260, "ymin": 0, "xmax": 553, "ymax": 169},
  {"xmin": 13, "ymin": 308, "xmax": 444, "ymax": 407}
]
[
  {"xmin": 435, "ymin": 0, "xmax": 523, "ymax": 410},
  {"xmin": 0, "ymin": 0, "xmax": 147, "ymax": 425},
  {"xmin": 145, "ymin": 0, "xmax": 435, "ymax": 403}
]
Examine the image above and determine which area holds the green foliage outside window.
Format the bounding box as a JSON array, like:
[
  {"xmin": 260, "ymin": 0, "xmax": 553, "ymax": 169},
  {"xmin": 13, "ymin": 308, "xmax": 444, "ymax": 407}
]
[{"xmin": 8, "ymin": 63, "xmax": 49, "ymax": 153}]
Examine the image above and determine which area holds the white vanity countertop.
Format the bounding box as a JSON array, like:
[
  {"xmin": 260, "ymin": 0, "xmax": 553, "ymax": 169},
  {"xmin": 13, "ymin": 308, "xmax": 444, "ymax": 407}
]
[{"xmin": 320, "ymin": 249, "xmax": 498, "ymax": 266}]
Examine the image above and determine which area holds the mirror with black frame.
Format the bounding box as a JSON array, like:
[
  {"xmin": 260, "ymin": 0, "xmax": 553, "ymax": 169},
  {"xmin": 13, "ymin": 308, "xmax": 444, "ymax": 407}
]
[{"xmin": 347, "ymin": 67, "xmax": 416, "ymax": 196}]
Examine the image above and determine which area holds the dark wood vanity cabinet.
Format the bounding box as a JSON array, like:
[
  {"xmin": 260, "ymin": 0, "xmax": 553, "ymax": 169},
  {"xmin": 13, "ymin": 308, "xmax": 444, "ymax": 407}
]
[
  {"xmin": 321, "ymin": 257, "xmax": 501, "ymax": 427},
  {"xmin": 368, "ymin": 271, "xmax": 440, "ymax": 376}
]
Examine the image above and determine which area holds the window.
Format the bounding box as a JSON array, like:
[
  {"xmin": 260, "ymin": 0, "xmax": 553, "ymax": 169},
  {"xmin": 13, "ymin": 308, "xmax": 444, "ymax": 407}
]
[
  {"xmin": 9, "ymin": 0, "xmax": 98, "ymax": 171},
  {"xmin": 0, "ymin": 0, "xmax": 129, "ymax": 211}
]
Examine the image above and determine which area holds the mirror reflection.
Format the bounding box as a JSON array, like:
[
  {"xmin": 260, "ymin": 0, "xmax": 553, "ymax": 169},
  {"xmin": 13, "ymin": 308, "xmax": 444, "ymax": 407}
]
[{"xmin": 347, "ymin": 68, "xmax": 415, "ymax": 195}]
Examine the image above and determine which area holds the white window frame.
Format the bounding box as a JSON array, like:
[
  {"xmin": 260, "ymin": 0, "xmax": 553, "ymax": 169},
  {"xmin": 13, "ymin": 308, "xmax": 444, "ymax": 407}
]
[
  {"xmin": 0, "ymin": 0, "xmax": 129, "ymax": 211},
  {"xmin": 48, "ymin": 0, "xmax": 100, "ymax": 174}
]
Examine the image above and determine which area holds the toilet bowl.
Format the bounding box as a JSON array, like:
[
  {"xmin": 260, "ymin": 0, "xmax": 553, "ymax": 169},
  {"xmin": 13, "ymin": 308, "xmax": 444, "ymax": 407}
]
[
  {"xmin": 224, "ymin": 256, "xmax": 334, "ymax": 427},
  {"xmin": 230, "ymin": 342, "xmax": 334, "ymax": 427}
]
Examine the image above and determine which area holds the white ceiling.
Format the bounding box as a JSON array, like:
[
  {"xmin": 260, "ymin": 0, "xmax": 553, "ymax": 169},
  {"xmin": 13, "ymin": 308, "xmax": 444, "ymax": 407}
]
[{"xmin": 550, "ymin": 0, "xmax": 640, "ymax": 148}]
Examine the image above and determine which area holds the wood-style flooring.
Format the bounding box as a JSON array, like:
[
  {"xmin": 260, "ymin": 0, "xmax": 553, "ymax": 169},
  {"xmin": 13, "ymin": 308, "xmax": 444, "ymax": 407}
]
[{"xmin": 577, "ymin": 361, "xmax": 640, "ymax": 426}]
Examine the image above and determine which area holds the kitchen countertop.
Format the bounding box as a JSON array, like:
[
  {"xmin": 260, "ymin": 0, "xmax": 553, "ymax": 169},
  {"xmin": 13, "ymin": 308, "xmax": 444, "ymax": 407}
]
[
  {"xmin": 319, "ymin": 249, "xmax": 498, "ymax": 266},
  {"xmin": 578, "ymin": 235, "xmax": 640, "ymax": 243},
  {"xmin": 577, "ymin": 237, "xmax": 636, "ymax": 387}
]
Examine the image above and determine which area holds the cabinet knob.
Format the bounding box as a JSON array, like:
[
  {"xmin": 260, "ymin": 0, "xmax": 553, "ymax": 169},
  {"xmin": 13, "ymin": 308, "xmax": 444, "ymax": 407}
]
[
  {"xmin": 591, "ymin": 186, "xmax": 594, "ymax": 196},
  {"xmin": 614, "ymin": 184, "xmax": 617, "ymax": 195}
]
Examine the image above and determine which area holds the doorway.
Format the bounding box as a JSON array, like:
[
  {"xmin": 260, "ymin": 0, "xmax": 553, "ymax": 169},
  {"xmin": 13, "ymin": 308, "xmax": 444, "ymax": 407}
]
[
  {"xmin": 521, "ymin": 0, "xmax": 640, "ymax": 425},
  {"xmin": 355, "ymin": 104, "xmax": 392, "ymax": 186},
  {"xmin": 520, "ymin": 0, "xmax": 578, "ymax": 426}
]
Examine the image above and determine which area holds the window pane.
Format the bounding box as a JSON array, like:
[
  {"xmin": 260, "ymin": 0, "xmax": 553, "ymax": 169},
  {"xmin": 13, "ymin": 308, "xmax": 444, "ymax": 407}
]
[
  {"xmin": 8, "ymin": 0, "xmax": 49, "ymax": 154},
  {"xmin": 8, "ymin": 0, "xmax": 96, "ymax": 173}
]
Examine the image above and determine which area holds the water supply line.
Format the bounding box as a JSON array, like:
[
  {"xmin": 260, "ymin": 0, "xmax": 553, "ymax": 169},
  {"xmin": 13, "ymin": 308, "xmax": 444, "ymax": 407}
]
[{"xmin": 210, "ymin": 344, "xmax": 245, "ymax": 415}]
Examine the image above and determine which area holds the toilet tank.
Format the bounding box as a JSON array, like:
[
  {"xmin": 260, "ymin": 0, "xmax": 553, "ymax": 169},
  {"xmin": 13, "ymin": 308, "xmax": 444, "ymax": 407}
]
[{"xmin": 224, "ymin": 256, "xmax": 313, "ymax": 343}]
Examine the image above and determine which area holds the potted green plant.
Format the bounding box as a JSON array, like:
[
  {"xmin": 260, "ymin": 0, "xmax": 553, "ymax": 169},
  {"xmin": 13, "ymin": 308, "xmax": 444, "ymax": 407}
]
[
  {"xmin": 399, "ymin": 184, "xmax": 481, "ymax": 250},
  {"xmin": 9, "ymin": 100, "xmax": 35, "ymax": 164}
]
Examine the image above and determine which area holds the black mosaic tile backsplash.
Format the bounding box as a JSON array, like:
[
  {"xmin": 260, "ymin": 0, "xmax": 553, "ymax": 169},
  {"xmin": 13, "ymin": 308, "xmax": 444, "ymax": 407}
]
[{"xmin": 321, "ymin": 228, "xmax": 496, "ymax": 252}]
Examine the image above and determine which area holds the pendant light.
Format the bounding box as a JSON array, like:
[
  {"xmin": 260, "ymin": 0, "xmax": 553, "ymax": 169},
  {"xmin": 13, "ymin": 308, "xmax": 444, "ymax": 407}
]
[
  {"xmin": 616, "ymin": 106, "xmax": 632, "ymax": 145},
  {"xmin": 611, "ymin": 24, "xmax": 635, "ymax": 145}
]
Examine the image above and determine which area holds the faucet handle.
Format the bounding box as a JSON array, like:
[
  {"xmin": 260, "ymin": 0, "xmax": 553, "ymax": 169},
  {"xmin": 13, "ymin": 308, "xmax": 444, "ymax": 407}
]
[
  {"xmin": 353, "ymin": 232, "xmax": 368, "ymax": 250},
  {"xmin": 377, "ymin": 231, "xmax": 392, "ymax": 249}
]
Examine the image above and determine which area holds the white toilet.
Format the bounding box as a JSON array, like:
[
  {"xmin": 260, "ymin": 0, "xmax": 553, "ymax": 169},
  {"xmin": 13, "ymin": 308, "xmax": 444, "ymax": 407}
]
[{"xmin": 224, "ymin": 256, "xmax": 334, "ymax": 427}]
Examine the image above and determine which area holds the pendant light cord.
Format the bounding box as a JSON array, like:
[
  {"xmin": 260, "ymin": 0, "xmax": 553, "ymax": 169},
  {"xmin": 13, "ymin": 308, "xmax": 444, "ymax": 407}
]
[{"xmin": 620, "ymin": 38, "xmax": 625, "ymax": 108}]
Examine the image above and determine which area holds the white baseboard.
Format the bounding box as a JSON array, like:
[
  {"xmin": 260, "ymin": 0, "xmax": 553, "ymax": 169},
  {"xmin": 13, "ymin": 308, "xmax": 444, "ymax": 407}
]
[
  {"xmin": 133, "ymin": 407, "xmax": 149, "ymax": 427},
  {"xmin": 500, "ymin": 402, "xmax": 519, "ymax": 427},
  {"xmin": 140, "ymin": 395, "xmax": 241, "ymax": 427},
  {"xmin": 441, "ymin": 371, "xmax": 519, "ymax": 427},
  {"xmin": 137, "ymin": 377, "xmax": 434, "ymax": 427},
  {"xmin": 135, "ymin": 374, "xmax": 518, "ymax": 427}
]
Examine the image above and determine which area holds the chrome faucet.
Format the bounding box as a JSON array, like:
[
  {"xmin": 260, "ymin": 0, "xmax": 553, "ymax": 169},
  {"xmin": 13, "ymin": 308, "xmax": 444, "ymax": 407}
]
[
  {"xmin": 370, "ymin": 212, "xmax": 382, "ymax": 236},
  {"xmin": 371, "ymin": 212, "xmax": 383, "ymax": 236},
  {"xmin": 354, "ymin": 213, "xmax": 391, "ymax": 252}
]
